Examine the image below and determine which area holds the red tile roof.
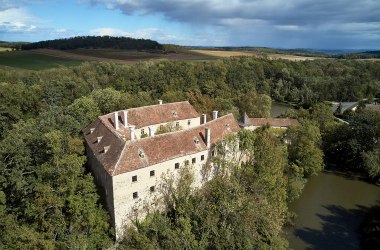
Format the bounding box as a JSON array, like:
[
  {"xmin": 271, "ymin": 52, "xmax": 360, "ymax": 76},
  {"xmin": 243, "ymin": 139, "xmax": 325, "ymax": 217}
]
[
  {"xmin": 84, "ymin": 113, "xmax": 240, "ymax": 176},
  {"xmin": 101, "ymin": 101, "xmax": 199, "ymax": 130},
  {"xmin": 246, "ymin": 118, "xmax": 299, "ymax": 127}
]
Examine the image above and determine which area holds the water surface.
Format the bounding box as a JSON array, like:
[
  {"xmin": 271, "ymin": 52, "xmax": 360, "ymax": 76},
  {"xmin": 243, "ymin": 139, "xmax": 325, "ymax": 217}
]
[
  {"xmin": 287, "ymin": 171, "xmax": 380, "ymax": 250},
  {"xmin": 271, "ymin": 102, "xmax": 294, "ymax": 117}
]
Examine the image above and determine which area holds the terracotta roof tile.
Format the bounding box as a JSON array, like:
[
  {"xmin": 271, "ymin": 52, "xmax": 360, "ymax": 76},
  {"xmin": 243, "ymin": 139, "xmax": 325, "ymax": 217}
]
[
  {"xmin": 101, "ymin": 101, "xmax": 199, "ymax": 130},
  {"xmin": 112, "ymin": 114, "xmax": 240, "ymax": 175},
  {"xmin": 246, "ymin": 118, "xmax": 299, "ymax": 127},
  {"xmin": 84, "ymin": 113, "xmax": 240, "ymax": 176},
  {"xmin": 83, "ymin": 118, "xmax": 126, "ymax": 175}
]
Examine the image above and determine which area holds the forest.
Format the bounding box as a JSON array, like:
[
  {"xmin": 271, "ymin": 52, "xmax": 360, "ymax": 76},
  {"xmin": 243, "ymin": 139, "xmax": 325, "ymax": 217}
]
[
  {"xmin": 1, "ymin": 56, "xmax": 380, "ymax": 248},
  {"xmin": 20, "ymin": 36, "xmax": 163, "ymax": 51}
]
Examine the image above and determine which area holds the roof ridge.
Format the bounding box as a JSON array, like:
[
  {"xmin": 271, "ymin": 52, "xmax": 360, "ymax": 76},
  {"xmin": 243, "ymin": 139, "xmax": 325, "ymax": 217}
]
[
  {"xmin": 98, "ymin": 117, "xmax": 126, "ymax": 142},
  {"xmin": 112, "ymin": 142, "xmax": 128, "ymax": 175},
  {"xmin": 99, "ymin": 101, "xmax": 192, "ymax": 118}
]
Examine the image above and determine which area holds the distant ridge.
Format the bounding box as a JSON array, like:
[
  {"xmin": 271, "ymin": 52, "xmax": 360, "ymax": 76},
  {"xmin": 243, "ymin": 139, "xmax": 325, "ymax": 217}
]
[
  {"xmin": 21, "ymin": 36, "xmax": 163, "ymax": 51},
  {"xmin": 186, "ymin": 46, "xmax": 380, "ymax": 59}
]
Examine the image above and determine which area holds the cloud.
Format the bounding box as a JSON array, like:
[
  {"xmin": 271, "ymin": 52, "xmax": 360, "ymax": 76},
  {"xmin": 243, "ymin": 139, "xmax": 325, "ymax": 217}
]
[
  {"xmin": 0, "ymin": 7, "xmax": 75, "ymax": 41},
  {"xmin": 0, "ymin": 0, "xmax": 48, "ymax": 11},
  {"xmin": 0, "ymin": 8, "xmax": 41, "ymax": 33},
  {"xmin": 86, "ymin": 0, "xmax": 380, "ymax": 48}
]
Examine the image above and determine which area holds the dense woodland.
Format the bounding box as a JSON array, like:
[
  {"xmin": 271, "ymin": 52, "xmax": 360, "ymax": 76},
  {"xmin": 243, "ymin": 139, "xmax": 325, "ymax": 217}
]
[
  {"xmin": 21, "ymin": 36, "xmax": 163, "ymax": 51},
  {"xmin": 1, "ymin": 56, "xmax": 380, "ymax": 248}
]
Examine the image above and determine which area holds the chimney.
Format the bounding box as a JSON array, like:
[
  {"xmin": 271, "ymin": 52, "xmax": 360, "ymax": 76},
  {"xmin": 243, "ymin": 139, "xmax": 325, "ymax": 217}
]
[
  {"xmin": 114, "ymin": 112, "xmax": 119, "ymax": 130},
  {"xmin": 158, "ymin": 99, "xmax": 163, "ymax": 105},
  {"xmin": 243, "ymin": 112, "xmax": 249, "ymax": 125},
  {"xmin": 202, "ymin": 114, "xmax": 207, "ymax": 124},
  {"xmin": 129, "ymin": 125, "xmax": 135, "ymax": 142},
  {"xmin": 148, "ymin": 126, "xmax": 155, "ymax": 137},
  {"xmin": 205, "ymin": 127, "xmax": 211, "ymax": 148},
  {"xmin": 122, "ymin": 110, "xmax": 128, "ymax": 127},
  {"xmin": 212, "ymin": 110, "xmax": 218, "ymax": 120}
]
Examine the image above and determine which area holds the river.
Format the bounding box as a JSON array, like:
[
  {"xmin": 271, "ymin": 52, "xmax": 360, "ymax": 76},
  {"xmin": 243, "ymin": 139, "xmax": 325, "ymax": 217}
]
[
  {"xmin": 271, "ymin": 102, "xmax": 380, "ymax": 249},
  {"xmin": 270, "ymin": 102, "xmax": 294, "ymax": 117},
  {"xmin": 286, "ymin": 171, "xmax": 380, "ymax": 249}
]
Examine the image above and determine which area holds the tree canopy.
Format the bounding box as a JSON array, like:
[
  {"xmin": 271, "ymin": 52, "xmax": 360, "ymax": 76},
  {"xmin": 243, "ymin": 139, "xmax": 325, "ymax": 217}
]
[{"xmin": 21, "ymin": 36, "xmax": 163, "ymax": 51}]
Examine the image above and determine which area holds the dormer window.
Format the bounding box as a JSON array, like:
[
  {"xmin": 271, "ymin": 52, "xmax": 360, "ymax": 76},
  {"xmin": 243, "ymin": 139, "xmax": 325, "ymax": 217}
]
[
  {"xmin": 90, "ymin": 128, "xmax": 95, "ymax": 134},
  {"xmin": 103, "ymin": 146, "xmax": 110, "ymax": 153},
  {"xmin": 211, "ymin": 148, "xmax": 217, "ymax": 157},
  {"xmin": 194, "ymin": 137, "xmax": 199, "ymax": 144},
  {"xmin": 97, "ymin": 136, "xmax": 103, "ymax": 143},
  {"xmin": 172, "ymin": 111, "xmax": 178, "ymax": 117},
  {"xmin": 138, "ymin": 150, "xmax": 145, "ymax": 159}
]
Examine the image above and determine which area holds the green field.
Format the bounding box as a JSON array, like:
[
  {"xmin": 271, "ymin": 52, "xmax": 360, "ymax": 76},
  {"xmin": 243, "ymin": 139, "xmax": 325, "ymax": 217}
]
[
  {"xmin": 0, "ymin": 50, "xmax": 83, "ymax": 70},
  {"xmin": 0, "ymin": 47, "xmax": 11, "ymax": 52}
]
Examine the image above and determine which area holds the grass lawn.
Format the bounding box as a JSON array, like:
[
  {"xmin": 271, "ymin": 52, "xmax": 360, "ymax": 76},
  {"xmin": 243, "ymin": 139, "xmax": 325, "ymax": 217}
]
[{"xmin": 0, "ymin": 50, "xmax": 83, "ymax": 70}]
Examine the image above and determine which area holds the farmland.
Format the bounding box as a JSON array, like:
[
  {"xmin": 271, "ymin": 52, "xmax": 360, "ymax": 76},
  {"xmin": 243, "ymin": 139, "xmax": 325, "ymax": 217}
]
[
  {"xmin": 4, "ymin": 46, "xmax": 378, "ymax": 71},
  {"xmin": 0, "ymin": 48, "xmax": 217, "ymax": 70},
  {"xmin": 191, "ymin": 49, "xmax": 324, "ymax": 61},
  {"xmin": 0, "ymin": 50, "xmax": 82, "ymax": 70}
]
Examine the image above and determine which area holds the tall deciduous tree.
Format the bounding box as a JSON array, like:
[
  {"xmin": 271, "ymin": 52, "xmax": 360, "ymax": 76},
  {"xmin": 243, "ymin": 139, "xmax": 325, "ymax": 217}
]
[{"xmin": 287, "ymin": 121, "xmax": 324, "ymax": 178}]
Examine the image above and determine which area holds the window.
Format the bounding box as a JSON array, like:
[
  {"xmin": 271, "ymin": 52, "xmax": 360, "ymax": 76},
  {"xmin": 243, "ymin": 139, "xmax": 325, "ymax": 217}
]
[
  {"xmin": 133, "ymin": 192, "xmax": 138, "ymax": 199},
  {"xmin": 201, "ymin": 155, "xmax": 205, "ymax": 161},
  {"xmin": 138, "ymin": 150, "xmax": 145, "ymax": 158},
  {"xmin": 194, "ymin": 137, "xmax": 199, "ymax": 144},
  {"xmin": 175, "ymin": 163, "xmax": 180, "ymax": 169},
  {"xmin": 188, "ymin": 120, "xmax": 191, "ymax": 126},
  {"xmin": 150, "ymin": 170, "xmax": 155, "ymax": 177},
  {"xmin": 192, "ymin": 157, "xmax": 196, "ymax": 164},
  {"xmin": 212, "ymin": 149, "xmax": 217, "ymax": 157},
  {"xmin": 176, "ymin": 121, "xmax": 179, "ymax": 127},
  {"xmin": 185, "ymin": 160, "xmax": 189, "ymax": 166},
  {"xmin": 141, "ymin": 128, "xmax": 145, "ymax": 135},
  {"xmin": 132, "ymin": 175, "xmax": 137, "ymax": 182},
  {"xmin": 150, "ymin": 186, "xmax": 155, "ymax": 192}
]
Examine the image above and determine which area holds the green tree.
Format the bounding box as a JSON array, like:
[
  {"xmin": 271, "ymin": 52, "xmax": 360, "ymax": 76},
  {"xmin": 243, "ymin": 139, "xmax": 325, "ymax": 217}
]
[
  {"xmin": 68, "ymin": 96, "xmax": 101, "ymax": 129},
  {"xmin": 238, "ymin": 90, "xmax": 272, "ymax": 118},
  {"xmin": 287, "ymin": 121, "xmax": 324, "ymax": 177}
]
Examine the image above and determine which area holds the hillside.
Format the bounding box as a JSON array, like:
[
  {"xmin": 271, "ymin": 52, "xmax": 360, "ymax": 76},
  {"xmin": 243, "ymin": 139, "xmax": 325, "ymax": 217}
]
[{"xmin": 21, "ymin": 36, "xmax": 163, "ymax": 51}]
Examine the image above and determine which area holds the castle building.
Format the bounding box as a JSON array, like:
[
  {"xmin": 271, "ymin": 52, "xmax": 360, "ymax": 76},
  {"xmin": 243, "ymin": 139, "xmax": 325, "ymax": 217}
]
[
  {"xmin": 83, "ymin": 101, "xmax": 240, "ymax": 238},
  {"xmin": 240, "ymin": 112, "xmax": 299, "ymax": 130}
]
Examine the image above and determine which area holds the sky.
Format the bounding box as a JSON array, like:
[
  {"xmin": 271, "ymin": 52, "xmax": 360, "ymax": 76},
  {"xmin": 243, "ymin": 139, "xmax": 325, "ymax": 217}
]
[{"xmin": 1, "ymin": 0, "xmax": 379, "ymax": 49}]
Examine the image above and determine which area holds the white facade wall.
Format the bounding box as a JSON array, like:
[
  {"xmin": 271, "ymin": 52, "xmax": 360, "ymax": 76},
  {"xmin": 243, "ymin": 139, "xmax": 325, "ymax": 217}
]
[
  {"xmin": 112, "ymin": 150, "xmax": 208, "ymax": 238},
  {"xmin": 85, "ymin": 144, "xmax": 115, "ymax": 225},
  {"xmin": 133, "ymin": 117, "xmax": 200, "ymax": 139}
]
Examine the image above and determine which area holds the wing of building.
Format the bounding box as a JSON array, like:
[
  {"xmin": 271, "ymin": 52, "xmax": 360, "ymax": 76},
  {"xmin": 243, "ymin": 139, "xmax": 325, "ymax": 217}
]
[
  {"xmin": 240, "ymin": 112, "xmax": 299, "ymax": 130},
  {"xmin": 83, "ymin": 101, "xmax": 240, "ymax": 239}
]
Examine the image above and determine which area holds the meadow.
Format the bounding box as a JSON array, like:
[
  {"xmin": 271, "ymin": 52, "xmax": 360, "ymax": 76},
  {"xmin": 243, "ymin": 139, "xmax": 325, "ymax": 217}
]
[
  {"xmin": 0, "ymin": 49, "xmax": 217, "ymax": 70},
  {"xmin": 0, "ymin": 50, "xmax": 82, "ymax": 70},
  {"xmin": 0, "ymin": 47, "xmax": 331, "ymax": 71}
]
